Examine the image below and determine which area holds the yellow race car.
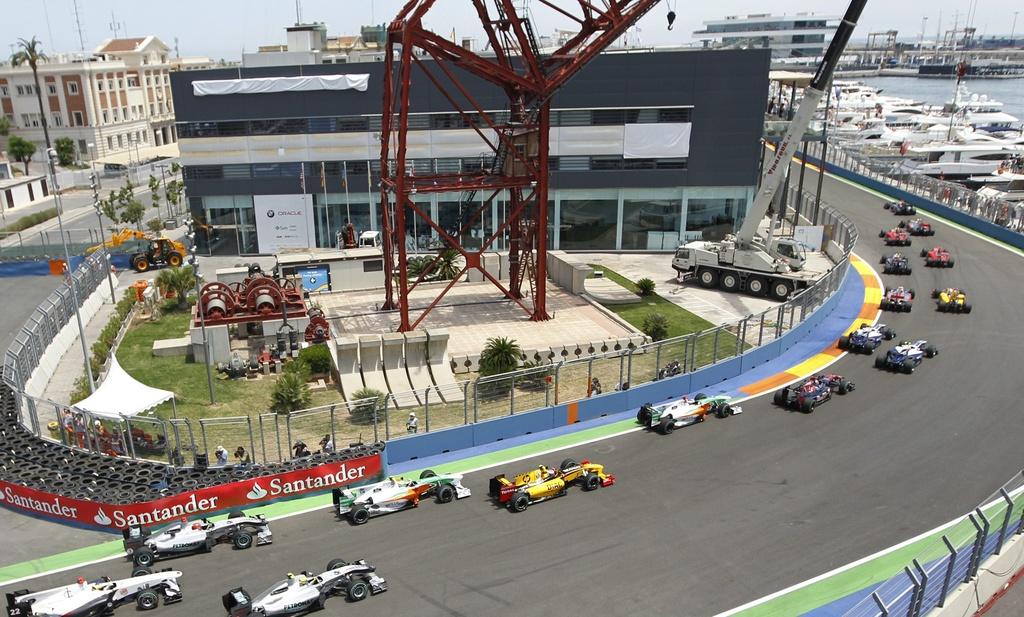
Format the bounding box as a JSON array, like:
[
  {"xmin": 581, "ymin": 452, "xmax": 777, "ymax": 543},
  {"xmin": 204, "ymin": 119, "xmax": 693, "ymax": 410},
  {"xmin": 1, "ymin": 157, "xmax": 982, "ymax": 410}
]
[
  {"xmin": 488, "ymin": 458, "xmax": 615, "ymax": 512},
  {"xmin": 931, "ymin": 287, "xmax": 972, "ymax": 313}
]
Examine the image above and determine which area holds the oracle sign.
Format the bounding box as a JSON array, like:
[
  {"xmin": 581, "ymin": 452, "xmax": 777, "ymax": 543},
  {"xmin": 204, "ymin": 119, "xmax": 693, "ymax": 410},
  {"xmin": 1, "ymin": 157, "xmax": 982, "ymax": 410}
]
[{"xmin": 0, "ymin": 453, "xmax": 383, "ymax": 531}]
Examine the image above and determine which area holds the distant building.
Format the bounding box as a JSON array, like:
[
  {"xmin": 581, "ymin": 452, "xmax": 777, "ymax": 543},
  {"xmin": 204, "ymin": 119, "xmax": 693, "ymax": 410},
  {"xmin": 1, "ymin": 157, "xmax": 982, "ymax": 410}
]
[
  {"xmin": 170, "ymin": 56, "xmax": 219, "ymax": 72},
  {"xmin": 0, "ymin": 36, "xmax": 178, "ymax": 162},
  {"xmin": 693, "ymin": 13, "xmax": 839, "ymax": 58}
]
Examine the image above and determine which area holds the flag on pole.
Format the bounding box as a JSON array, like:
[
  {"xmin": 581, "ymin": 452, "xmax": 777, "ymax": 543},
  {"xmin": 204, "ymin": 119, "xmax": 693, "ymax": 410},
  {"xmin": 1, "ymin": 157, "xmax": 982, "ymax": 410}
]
[
  {"xmin": 299, "ymin": 163, "xmax": 307, "ymax": 193},
  {"xmin": 341, "ymin": 161, "xmax": 348, "ymax": 189},
  {"xmin": 319, "ymin": 161, "xmax": 326, "ymax": 191}
]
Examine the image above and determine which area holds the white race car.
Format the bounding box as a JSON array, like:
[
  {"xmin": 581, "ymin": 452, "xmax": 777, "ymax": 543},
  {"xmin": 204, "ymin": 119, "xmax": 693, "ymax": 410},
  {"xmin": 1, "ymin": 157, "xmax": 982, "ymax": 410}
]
[
  {"xmin": 122, "ymin": 511, "xmax": 273, "ymax": 567},
  {"xmin": 5, "ymin": 570, "xmax": 183, "ymax": 616},
  {"xmin": 636, "ymin": 394, "xmax": 741, "ymax": 434},
  {"xmin": 223, "ymin": 558, "xmax": 387, "ymax": 616},
  {"xmin": 332, "ymin": 471, "xmax": 471, "ymax": 525}
]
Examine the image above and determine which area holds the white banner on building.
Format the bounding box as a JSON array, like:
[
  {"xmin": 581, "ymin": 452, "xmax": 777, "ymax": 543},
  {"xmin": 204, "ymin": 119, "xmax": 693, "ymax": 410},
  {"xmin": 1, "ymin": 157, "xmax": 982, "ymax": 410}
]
[
  {"xmin": 254, "ymin": 194, "xmax": 316, "ymax": 253},
  {"xmin": 794, "ymin": 225, "xmax": 825, "ymax": 251},
  {"xmin": 193, "ymin": 74, "xmax": 370, "ymax": 96},
  {"xmin": 622, "ymin": 122, "xmax": 691, "ymax": 159}
]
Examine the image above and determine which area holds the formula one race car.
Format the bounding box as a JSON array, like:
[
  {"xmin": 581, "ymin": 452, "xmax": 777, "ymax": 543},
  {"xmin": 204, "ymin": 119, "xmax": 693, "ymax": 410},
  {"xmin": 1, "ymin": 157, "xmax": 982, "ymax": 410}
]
[
  {"xmin": 898, "ymin": 218, "xmax": 935, "ymax": 236},
  {"xmin": 489, "ymin": 458, "xmax": 614, "ymax": 512},
  {"xmin": 921, "ymin": 246, "xmax": 955, "ymax": 268},
  {"xmin": 874, "ymin": 340, "xmax": 938, "ymax": 373},
  {"xmin": 884, "ymin": 200, "xmax": 917, "ymax": 215},
  {"xmin": 123, "ymin": 511, "xmax": 272, "ymax": 567},
  {"xmin": 5, "ymin": 570, "xmax": 183, "ymax": 616},
  {"xmin": 931, "ymin": 287, "xmax": 972, "ymax": 313},
  {"xmin": 879, "ymin": 286, "xmax": 915, "ymax": 312},
  {"xmin": 222, "ymin": 558, "xmax": 387, "ymax": 616},
  {"xmin": 636, "ymin": 394, "xmax": 741, "ymax": 434},
  {"xmin": 879, "ymin": 227, "xmax": 912, "ymax": 246},
  {"xmin": 879, "ymin": 253, "xmax": 912, "ymax": 275},
  {"xmin": 773, "ymin": 373, "xmax": 854, "ymax": 413},
  {"xmin": 331, "ymin": 471, "xmax": 471, "ymax": 525},
  {"xmin": 837, "ymin": 322, "xmax": 895, "ymax": 353}
]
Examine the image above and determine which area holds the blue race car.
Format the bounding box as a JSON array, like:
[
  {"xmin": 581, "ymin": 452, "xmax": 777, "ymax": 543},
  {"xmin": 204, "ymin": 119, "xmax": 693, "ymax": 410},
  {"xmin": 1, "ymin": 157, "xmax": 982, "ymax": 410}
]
[
  {"xmin": 879, "ymin": 252, "xmax": 912, "ymax": 275},
  {"xmin": 837, "ymin": 322, "xmax": 895, "ymax": 354},
  {"xmin": 874, "ymin": 340, "xmax": 938, "ymax": 373},
  {"xmin": 773, "ymin": 373, "xmax": 854, "ymax": 413}
]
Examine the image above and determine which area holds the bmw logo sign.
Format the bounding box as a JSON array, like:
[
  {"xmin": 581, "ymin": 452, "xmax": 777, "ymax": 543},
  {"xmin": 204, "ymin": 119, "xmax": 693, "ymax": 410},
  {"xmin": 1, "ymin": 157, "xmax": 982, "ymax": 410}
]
[{"xmin": 266, "ymin": 210, "xmax": 275, "ymax": 218}]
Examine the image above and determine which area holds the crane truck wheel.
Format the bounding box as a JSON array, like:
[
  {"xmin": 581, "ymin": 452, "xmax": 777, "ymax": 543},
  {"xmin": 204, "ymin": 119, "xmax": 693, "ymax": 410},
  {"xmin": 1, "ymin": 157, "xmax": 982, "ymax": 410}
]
[
  {"xmin": 746, "ymin": 276, "xmax": 767, "ymax": 297},
  {"xmin": 132, "ymin": 256, "xmax": 150, "ymax": 272},
  {"xmin": 697, "ymin": 268, "xmax": 719, "ymax": 288},
  {"xmin": 769, "ymin": 280, "xmax": 792, "ymax": 300},
  {"xmin": 719, "ymin": 273, "xmax": 740, "ymax": 292},
  {"xmin": 167, "ymin": 252, "xmax": 183, "ymax": 267}
]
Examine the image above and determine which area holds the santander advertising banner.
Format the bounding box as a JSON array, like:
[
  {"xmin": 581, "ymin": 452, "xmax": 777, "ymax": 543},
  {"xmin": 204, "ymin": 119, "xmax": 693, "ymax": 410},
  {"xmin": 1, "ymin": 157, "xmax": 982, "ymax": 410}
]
[{"xmin": 0, "ymin": 453, "xmax": 383, "ymax": 531}]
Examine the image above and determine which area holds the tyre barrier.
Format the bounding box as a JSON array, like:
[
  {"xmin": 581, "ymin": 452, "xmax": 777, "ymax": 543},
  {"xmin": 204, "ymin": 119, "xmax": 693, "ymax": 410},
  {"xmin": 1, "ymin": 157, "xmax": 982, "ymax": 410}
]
[{"xmin": 0, "ymin": 384, "xmax": 387, "ymax": 528}]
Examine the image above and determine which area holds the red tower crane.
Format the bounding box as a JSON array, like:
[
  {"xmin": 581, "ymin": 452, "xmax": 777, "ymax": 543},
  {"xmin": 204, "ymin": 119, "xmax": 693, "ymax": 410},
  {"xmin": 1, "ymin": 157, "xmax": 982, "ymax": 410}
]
[{"xmin": 380, "ymin": 0, "xmax": 666, "ymax": 331}]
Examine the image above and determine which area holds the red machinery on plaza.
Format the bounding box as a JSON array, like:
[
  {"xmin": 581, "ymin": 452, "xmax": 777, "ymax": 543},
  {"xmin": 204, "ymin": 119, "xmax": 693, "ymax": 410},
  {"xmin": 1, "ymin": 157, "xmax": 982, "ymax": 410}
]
[{"xmin": 378, "ymin": 0, "xmax": 666, "ymax": 331}]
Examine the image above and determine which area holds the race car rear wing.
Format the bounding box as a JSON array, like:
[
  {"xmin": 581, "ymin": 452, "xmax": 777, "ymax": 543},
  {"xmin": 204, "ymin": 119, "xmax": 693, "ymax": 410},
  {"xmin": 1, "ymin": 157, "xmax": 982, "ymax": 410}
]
[
  {"xmin": 5, "ymin": 590, "xmax": 31, "ymax": 617},
  {"xmin": 222, "ymin": 587, "xmax": 253, "ymax": 617},
  {"xmin": 122, "ymin": 524, "xmax": 152, "ymax": 553},
  {"xmin": 488, "ymin": 475, "xmax": 517, "ymax": 503}
]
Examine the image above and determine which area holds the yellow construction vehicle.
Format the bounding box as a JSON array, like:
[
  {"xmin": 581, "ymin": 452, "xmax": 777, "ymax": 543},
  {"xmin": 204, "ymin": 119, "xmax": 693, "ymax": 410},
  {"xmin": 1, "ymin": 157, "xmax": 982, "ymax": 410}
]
[{"xmin": 87, "ymin": 229, "xmax": 187, "ymax": 272}]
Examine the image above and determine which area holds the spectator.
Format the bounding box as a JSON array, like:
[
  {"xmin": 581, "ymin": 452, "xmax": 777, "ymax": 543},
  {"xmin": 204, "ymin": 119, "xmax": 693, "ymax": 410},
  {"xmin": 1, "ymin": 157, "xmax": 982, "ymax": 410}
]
[
  {"xmin": 406, "ymin": 412, "xmax": 419, "ymax": 434},
  {"xmin": 590, "ymin": 377, "xmax": 602, "ymax": 396},
  {"xmin": 293, "ymin": 441, "xmax": 311, "ymax": 458},
  {"xmin": 61, "ymin": 409, "xmax": 74, "ymax": 445},
  {"xmin": 234, "ymin": 446, "xmax": 251, "ymax": 465},
  {"xmin": 319, "ymin": 434, "xmax": 334, "ymax": 453},
  {"xmin": 214, "ymin": 445, "xmax": 229, "ymax": 465}
]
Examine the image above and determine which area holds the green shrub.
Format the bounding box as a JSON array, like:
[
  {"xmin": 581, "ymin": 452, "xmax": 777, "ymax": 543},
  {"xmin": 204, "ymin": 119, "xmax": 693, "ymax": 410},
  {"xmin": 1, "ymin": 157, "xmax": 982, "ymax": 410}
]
[
  {"xmin": 478, "ymin": 336, "xmax": 521, "ymax": 377},
  {"xmin": 0, "ymin": 208, "xmax": 58, "ymax": 233},
  {"xmin": 146, "ymin": 218, "xmax": 164, "ymax": 233},
  {"xmin": 283, "ymin": 359, "xmax": 311, "ymax": 380},
  {"xmin": 70, "ymin": 376, "xmax": 92, "ymax": 404},
  {"xmin": 271, "ymin": 371, "xmax": 312, "ymax": 414},
  {"xmin": 298, "ymin": 344, "xmax": 333, "ymax": 374},
  {"xmin": 642, "ymin": 312, "xmax": 669, "ymax": 342},
  {"xmin": 636, "ymin": 277, "xmax": 656, "ymax": 296},
  {"xmin": 349, "ymin": 388, "xmax": 385, "ymax": 424}
]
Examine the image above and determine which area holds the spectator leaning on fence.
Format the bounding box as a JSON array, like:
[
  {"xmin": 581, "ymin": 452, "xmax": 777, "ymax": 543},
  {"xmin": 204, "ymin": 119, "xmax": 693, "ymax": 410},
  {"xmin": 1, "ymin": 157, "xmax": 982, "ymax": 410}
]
[{"xmin": 234, "ymin": 446, "xmax": 251, "ymax": 465}]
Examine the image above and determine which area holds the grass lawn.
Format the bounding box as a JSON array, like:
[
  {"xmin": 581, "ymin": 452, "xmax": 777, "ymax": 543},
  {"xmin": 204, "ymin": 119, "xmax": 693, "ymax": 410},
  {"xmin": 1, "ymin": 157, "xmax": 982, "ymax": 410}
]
[{"xmin": 588, "ymin": 264, "xmax": 716, "ymax": 339}]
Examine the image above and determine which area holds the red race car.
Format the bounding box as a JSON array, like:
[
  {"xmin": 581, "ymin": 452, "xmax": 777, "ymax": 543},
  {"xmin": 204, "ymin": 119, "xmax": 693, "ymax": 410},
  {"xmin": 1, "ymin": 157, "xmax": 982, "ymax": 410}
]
[
  {"xmin": 879, "ymin": 227, "xmax": 911, "ymax": 246},
  {"xmin": 880, "ymin": 286, "xmax": 915, "ymax": 312},
  {"xmin": 898, "ymin": 218, "xmax": 935, "ymax": 236},
  {"xmin": 921, "ymin": 246, "xmax": 955, "ymax": 268}
]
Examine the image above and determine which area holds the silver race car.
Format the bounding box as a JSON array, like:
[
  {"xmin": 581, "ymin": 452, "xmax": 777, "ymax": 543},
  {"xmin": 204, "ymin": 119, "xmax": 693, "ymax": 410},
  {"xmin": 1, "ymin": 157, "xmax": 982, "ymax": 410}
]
[
  {"xmin": 5, "ymin": 570, "xmax": 183, "ymax": 616},
  {"xmin": 222, "ymin": 559, "xmax": 387, "ymax": 616},
  {"xmin": 123, "ymin": 510, "xmax": 272, "ymax": 567}
]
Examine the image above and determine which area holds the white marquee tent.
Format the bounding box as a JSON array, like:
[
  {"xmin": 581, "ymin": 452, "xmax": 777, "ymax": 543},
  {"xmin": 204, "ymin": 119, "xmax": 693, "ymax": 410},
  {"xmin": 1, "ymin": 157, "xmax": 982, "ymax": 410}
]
[{"xmin": 73, "ymin": 356, "xmax": 176, "ymax": 420}]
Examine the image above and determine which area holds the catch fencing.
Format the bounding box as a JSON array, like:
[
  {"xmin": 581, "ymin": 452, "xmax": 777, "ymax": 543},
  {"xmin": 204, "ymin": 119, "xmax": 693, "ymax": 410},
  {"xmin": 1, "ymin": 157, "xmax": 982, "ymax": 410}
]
[
  {"xmin": 1, "ymin": 185, "xmax": 858, "ymax": 467},
  {"xmin": 843, "ymin": 470, "xmax": 1024, "ymax": 617}
]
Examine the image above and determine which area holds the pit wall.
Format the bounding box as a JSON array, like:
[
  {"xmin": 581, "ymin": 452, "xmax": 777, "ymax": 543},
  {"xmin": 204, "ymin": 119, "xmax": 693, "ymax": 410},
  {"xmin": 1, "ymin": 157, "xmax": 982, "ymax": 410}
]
[
  {"xmin": 808, "ymin": 154, "xmax": 1024, "ymax": 251},
  {"xmin": 384, "ymin": 264, "xmax": 853, "ymax": 465}
]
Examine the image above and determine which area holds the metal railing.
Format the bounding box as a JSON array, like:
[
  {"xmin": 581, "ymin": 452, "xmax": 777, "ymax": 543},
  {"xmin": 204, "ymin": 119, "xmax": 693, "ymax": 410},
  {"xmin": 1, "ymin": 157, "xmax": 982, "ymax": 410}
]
[
  {"xmin": 843, "ymin": 469, "xmax": 1024, "ymax": 617},
  {"xmin": 810, "ymin": 138, "xmax": 1024, "ymax": 234}
]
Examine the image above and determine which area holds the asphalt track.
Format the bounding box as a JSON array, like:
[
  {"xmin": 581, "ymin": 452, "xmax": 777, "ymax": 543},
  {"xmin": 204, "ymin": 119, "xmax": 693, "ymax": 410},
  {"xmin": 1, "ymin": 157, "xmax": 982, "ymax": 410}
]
[{"xmin": 2, "ymin": 168, "xmax": 1023, "ymax": 617}]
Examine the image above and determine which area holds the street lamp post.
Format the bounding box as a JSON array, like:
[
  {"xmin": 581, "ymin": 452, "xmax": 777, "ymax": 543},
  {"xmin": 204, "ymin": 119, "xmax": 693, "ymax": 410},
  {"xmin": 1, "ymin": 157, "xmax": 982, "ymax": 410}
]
[
  {"xmin": 187, "ymin": 219, "xmax": 216, "ymax": 404},
  {"xmin": 90, "ymin": 173, "xmax": 117, "ymax": 303},
  {"xmin": 156, "ymin": 162, "xmax": 170, "ymax": 220},
  {"xmin": 87, "ymin": 142, "xmax": 100, "ymax": 191},
  {"xmin": 48, "ymin": 148, "xmax": 96, "ymax": 394}
]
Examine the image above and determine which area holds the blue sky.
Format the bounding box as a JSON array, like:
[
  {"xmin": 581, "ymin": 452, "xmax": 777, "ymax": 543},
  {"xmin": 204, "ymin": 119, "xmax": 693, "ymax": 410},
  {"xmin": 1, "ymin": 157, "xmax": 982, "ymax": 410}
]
[{"xmin": 1, "ymin": 0, "xmax": 1020, "ymax": 61}]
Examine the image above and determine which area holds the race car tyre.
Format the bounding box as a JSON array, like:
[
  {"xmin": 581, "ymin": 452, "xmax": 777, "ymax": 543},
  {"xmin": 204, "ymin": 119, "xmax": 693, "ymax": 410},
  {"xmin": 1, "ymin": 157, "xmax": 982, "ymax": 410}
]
[
  {"xmin": 906, "ymin": 267, "xmax": 912, "ymax": 275},
  {"xmin": 350, "ymin": 506, "xmax": 370, "ymax": 525},
  {"xmin": 137, "ymin": 590, "xmax": 159, "ymax": 611},
  {"xmin": 419, "ymin": 469, "xmax": 437, "ymax": 479},
  {"xmin": 909, "ymin": 208, "xmax": 916, "ymax": 215},
  {"xmin": 696, "ymin": 268, "xmax": 719, "ymax": 289},
  {"xmin": 560, "ymin": 458, "xmax": 578, "ymax": 471},
  {"xmin": 658, "ymin": 417, "xmax": 675, "ymax": 435},
  {"xmin": 582, "ymin": 472, "xmax": 602, "ymax": 491},
  {"xmin": 838, "ymin": 335, "xmax": 850, "ymax": 350},
  {"xmin": 964, "ymin": 304, "xmax": 972, "ymax": 314},
  {"xmin": 719, "ymin": 272, "xmax": 740, "ymax": 292},
  {"xmin": 133, "ymin": 547, "xmax": 156, "ymax": 568},
  {"xmin": 882, "ymin": 327, "xmax": 895, "ymax": 340},
  {"xmin": 925, "ymin": 345, "xmax": 938, "ymax": 358},
  {"xmin": 347, "ymin": 579, "xmax": 370, "ymax": 602},
  {"xmin": 902, "ymin": 360, "xmax": 915, "ymax": 374},
  {"xmin": 746, "ymin": 276, "xmax": 767, "ymax": 297},
  {"xmin": 800, "ymin": 400, "xmax": 813, "ymax": 414},
  {"xmin": 875, "ymin": 356, "xmax": 886, "ymax": 369},
  {"xmin": 436, "ymin": 484, "xmax": 455, "ymax": 504},
  {"xmin": 920, "ymin": 249, "xmax": 928, "ymax": 257},
  {"xmin": 693, "ymin": 393, "xmax": 707, "ymax": 401},
  {"xmin": 947, "ymin": 259, "xmax": 954, "ymax": 268},
  {"xmin": 879, "ymin": 300, "xmax": 890, "ymax": 311},
  {"xmin": 838, "ymin": 380, "xmax": 851, "ymax": 395},
  {"xmin": 898, "ymin": 221, "xmax": 906, "ymax": 228},
  {"xmin": 509, "ymin": 491, "xmax": 530, "ymax": 513},
  {"xmin": 931, "ymin": 289, "xmax": 940, "ymax": 298},
  {"xmin": 715, "ymin": 403, "xmax": 732, "ymax": 418},
  {"xmin": 879, "ymin": 230, "xmax": 885, "ymax": 237},
  {"xmin": 227, "ymin": 510, "xmax": 246, "ymax": 519},
  {"xmin": 636, "ymin": 407, "xmax": 653, "ymax": 425},
  {"xmin": 233, "ymin": 532, "xmax": 253, "ymax": 549},
  {"xmin": 131, "ymin": 567, "xmax": 153, "ymax": 577},
  {"xmin": 327, "ymin": 559, "xmax": 348, "ymax": 571},
  {"xmin": 773, "ymin": 389, "xmax": 787, "ymax": 406},
  {"xmin": 880, "ymin": 256, "xmax": 888, "ymax": 264}
]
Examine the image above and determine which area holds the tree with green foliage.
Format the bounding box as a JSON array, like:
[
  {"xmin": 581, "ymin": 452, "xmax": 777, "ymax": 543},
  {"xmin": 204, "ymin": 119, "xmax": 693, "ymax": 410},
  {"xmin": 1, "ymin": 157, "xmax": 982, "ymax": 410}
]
[
  {"xmin": 479, "ymin": 336, "xmax": 521, "ymax": 376},
  {"xmin": 7, "ymin": 136, "xmax": 36, "ymax": 174},
  {"xmin": 0, "ymin": 115, "xmax": 11, "ymax": 137},
  {"xmin": 155, "ymin": 266, "xmax": 196, "ymax": 309},
  {"xmin": 642, "ymin": 312, "xmax": 669, "ymax": 342},
  {"xmin": 164, "ymin": 179, "xmax": 184, "ymax": 216},
  {"xmin": 298, "ymin": 344, "xmax": 333, "ymax": 374},
  {"xmin": 271, "ymin": 371, "xmax": 312, "ymax": 414},
  {"xmin": 349, "ymin": 388, "xmax": 385, "ymax": 424},
  {"xmin": 121, "ymin": 198, "xmax": 146, "ymax": 229},
  {"xmin": 146, "ymin": 218, "xmax": 164, "ymax": 233},
  {"xmin": 99, "ymin": 190, "xmax": 119, "ymax": 223},
  {"xmin": 148, "ymin": 174, "xmax": 162, "ymax": 213},
  {"xmin": 10, "ymin": 37, "xmax": 51, "ymax": 149},
  {"xmin": 54, "ymin": 137, "xmax": 75, "ymax": 166}
]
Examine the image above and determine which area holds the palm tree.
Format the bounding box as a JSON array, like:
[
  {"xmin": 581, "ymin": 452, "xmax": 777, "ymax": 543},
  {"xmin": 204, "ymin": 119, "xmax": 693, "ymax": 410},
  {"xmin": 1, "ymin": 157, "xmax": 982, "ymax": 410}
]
[
  {"xmin": 271, "ymin": 372, "xmax": 312, "ymax": 414},
  {"xmin": 478, "ymin": 336, "xmax": 522, "ymax": 376},
  {"xmin": 434, "ymin": 249, "xmax": 461, "ymax": 281},
  {"xmin": 155, "ymin": 266, "xmax": 196, "ymax": 309},
  {"xmin": 10, "ymin": 37, "xmax": 51, "ymax": 150}
]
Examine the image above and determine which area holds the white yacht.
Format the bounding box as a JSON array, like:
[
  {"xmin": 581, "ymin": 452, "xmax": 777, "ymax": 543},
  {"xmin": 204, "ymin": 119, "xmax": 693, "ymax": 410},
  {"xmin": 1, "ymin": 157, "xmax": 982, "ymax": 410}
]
[{"xmin": 899, "ymin": 141, "xmax": 1024, "ymax": 179}]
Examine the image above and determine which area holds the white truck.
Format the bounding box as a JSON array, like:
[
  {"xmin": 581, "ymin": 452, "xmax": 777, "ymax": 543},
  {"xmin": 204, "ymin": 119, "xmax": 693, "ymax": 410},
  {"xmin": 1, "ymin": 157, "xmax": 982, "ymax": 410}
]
[{"xmin": 672, "ymin": 0, "xmax": 866, "ymax": 301}]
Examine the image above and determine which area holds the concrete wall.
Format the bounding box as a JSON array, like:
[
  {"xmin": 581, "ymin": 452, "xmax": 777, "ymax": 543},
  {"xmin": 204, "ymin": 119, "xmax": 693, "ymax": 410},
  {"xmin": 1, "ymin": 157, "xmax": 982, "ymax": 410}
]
[
  {"xmin": 546, "ymin": 251, "xmax": 591, "ymax": 295},
  {"xmin": 384, "ymin": 264, "xmax": 852, "ymax": 464}
]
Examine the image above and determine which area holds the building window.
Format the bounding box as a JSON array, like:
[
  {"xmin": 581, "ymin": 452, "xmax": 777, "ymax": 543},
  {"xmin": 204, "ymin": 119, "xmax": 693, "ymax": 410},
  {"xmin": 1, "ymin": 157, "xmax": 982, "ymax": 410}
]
[
  {"xmin": 67, "ymin": 81, "xmax": 79, "ymax": 95},
  {"xmin": 51, "ymin": 113, "xmax": 64, "ymax": 127},
  {"xmin": 149, "ymin": 103, "xmax": 155, "ymax": 115},
  {"xmin": 0, "ymin": 85, "xmax": 7, "ymax": 95},
  {"xmin": 685, "ymin": 197, "xmax": 746, "ymax": 238},
  {"xmin": 117, "ymin": 134, "xmax": 124, "ymax": 148},
  {"xmin": 20, "ymin": 113, "xmax": 31, "ymax": 126},
  {"xmin": 107, "ymin": 79, "xmax": 114, "ymax": 90},
  {"xmin": 145, "ymin": 76, "xmax": 151, "ymax": 86},
  {"xmin": 107, "ymin": 136, "xmax": 113, "ymax": 150},
  {"xmin": 117, "ymin": 79, "xmax": 123, "ymax": 89},
  {"xmin": 16, "ymin": 85, "xmax": 25, "ymax": 96},
  {"xmin": 122, "ymin": 107, "xmax": 128, "ymax": 120},
  {"xmin": 97, "ymin": 79, "xmax": 104, "ymax": 91},
  {"xmin": 127, "ymin": 76, "xmax": 138, "ymax": 87},
  {"xmin": 78, "ymin": 139, "xmax": 88, "ymax": 154},
  {"xmin": 102, "ymin": 110, "xmax": 109, "ymax": 123},
  {"xmin": 558, "ymin": 192, "xmax": 619, "ymax": 250},
  {"xmin": 47, "ymin": 84, "xmax": 57, "ymax": 95},
  {"xmin": 73, "ymin": 111, "xmax": 84, "ymax": 126},
  {"xmin": 621, "ymin": 197, "xmax": 682, "ymax": 250},
  {"xmin": 112, "ymin": 108, "xmax": 119, "ymax": 121}
]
